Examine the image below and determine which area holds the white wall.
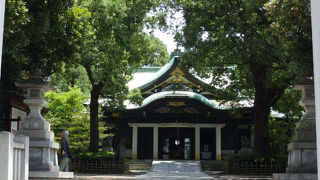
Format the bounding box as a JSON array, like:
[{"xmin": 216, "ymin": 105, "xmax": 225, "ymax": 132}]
[
  {"xmin": 11, "ymin": 108, "xmax": 27, "ymax": 132},
  {"xmin": 311, "ymin": 0, "xmax": 320, "ymax": 179}
]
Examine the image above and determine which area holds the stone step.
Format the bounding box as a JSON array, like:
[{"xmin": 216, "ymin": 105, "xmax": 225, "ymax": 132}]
[
  {"xmin": 151, "ymin": 160, "xmax": 201, "ymax": 172},
  {"xmin": 129, "ymin": 164, "xmax": 152, "ymax": 170},
  {"xmin": 135, "ymin": 160, "xmax": 213, "ymax": 179},
  {"xmin": 129, "ymin": 160, "xmax": 152, "ymax": 171}
]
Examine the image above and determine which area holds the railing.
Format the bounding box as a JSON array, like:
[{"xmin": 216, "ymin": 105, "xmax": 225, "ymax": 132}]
[
  {"xmin": 71, "ymin": 159, "xmax": 129, "ymax": 174},
  {"xmin": 0, "ymin": 131, "xmax": 29, "ymax": 180},
  {"xmin": 224, "ymin": 161, "xmax": 287, "ymax": 175}
]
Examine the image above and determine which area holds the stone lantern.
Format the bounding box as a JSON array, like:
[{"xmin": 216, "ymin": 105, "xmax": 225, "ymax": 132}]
[
  {"xmin": 273, "ymin": 79, "xmax": 317, "ymax": 180},
  {"xmin": 15, "ymin": 70, "xmax": 73, "ymax": 179},
  {"xmin": 15, "ymin": 70, "xmax": 53, "ymax": 132}
]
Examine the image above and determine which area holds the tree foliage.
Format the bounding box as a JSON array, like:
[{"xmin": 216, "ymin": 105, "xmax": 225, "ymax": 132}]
[
  {"xmin": 3, "ymin": 0, "xmax": 75, "ymax": 75},
  {"xmin": 170, "ymin": 0, "xmax": 312, "ymax": 155},
  {"xmin": 269, "ymin": 117, "xmax": 297, "ymax": 155},
  {"xmin": 65, "ymin": 0, "xmax": 168, "ymax": 152},
  {"xmin": 49, "ymin": 65, "xmax": 91, "ymax": 96},
  {"xmin": 45, "ymin": 87, "xmax": 90, "ymax": 154},
  {"xmin": 1, "ymin": 0, "xmax": 29, "ymax": 103},
  {"xmin": 1, "ymin": 0, "xmax": 168, "ymax": 152},
  {"xmin": 1, "ymin": 0, "xmax": 76, "ymax": 129}
]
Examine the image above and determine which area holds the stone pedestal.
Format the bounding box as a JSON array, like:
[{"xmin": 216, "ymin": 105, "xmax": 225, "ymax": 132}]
[
  {"xmin": 273, "ymin": 82, "xmax": 317, "ymax": 180},
  {"xmin": 16, "ymin": 71, "xmax": 73, "ymax": 179}
]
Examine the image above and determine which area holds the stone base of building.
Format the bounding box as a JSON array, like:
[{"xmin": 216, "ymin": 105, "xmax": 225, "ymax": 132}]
[
  {"xmin": 29, "ymin": 171, "xmax": 74, "ymax": 179},
  {"xmin": 272, "ymin": 173, "xmax": 317, "ymax": 180}
]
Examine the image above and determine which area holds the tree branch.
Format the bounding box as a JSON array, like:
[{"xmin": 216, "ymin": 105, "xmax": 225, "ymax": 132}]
[{"xmin": 83, "ymin": 64, "xmax": 95, "ymax": 85}]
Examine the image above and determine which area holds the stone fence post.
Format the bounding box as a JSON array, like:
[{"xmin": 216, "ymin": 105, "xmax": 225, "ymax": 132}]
[{"xmin": 0, "ymin": 131, "xmax": 29, "ymax": 180}]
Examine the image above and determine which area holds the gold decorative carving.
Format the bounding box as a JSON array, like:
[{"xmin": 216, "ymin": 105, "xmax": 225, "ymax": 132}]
[
  {"xmin": 170, "ymin": 68, "xmax": 186, "ymax": 83},
  {"xmin": 142, "ymin": 66, "xmax": 206, "ymax": 94},
  {"xmin": 233, "ymin": 113, "xmax": 242, "ymax": 118},
  {"xmin": 155, "ymin": 107, "xmax": 171, "ymax": 113},
  {"xmin": 184, "ymin": 107, "xmax": 199, "ymax": 114},
  {"xmin": 170, "ymin": 68, "xmax": 186, "ymax": 76},
  {"xmin": 168, "ymin": 101, "xmax": 186, "ymax": 107}
]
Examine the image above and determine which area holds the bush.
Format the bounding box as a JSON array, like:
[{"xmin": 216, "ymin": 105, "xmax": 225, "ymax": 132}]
[
  {"xmin": 73, "ymin": 151, "xmax": 115, "ymax": 160},
  {"xmin": 45, "ymin": 87, "xmax": 90, "ymax": 154},
  {"xmin": 223, "ymin": 153, "xmax": 287, "ymax": 163}
]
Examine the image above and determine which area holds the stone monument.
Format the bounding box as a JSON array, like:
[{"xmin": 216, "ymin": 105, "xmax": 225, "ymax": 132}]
[
  {"xmin": 15, "ymin": 70, "xmax": 73, "ymax": 179},
  {"xmin": 273, "ymin": 79, "xmax": 317, "ymax": 180}
]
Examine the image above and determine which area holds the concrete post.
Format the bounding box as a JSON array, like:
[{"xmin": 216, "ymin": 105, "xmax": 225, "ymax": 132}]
[
  {"xmin": 311, "ymin": 1, "xmax": 320, "ymax": 179},
  {"xmin": 153, "ymin": 126, "xmax": 158, "ymax": 160},
  {"xmin": 132, "ymin": 126, "xmax": 138, "ymax": 160},
  {"xmin": 216, "ymin": 126, "xmax": 222, "ymax": 160},
  {"xmin": 13, "ymin": 135, "xmax": 29, "ymax": 180},
  {"xmin": 0, "ymin": 0, "xmax": 5, "ymax": 77},
  {"xmin": 195, "ymin": 126, "xmax": 200, "ymax": 160},
  {"xmin": 0, "ymin": 132, "xmax": 13, "ymax": 180}
]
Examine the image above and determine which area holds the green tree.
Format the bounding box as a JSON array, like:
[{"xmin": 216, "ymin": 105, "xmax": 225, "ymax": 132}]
[
  {"xmin": 269, "ymin": 89, "xmax": 303, "ymax": 155},
  {"xmin": 1, "ymin": 0, "xmax": 76, "ymax": 129},
  {"xmin": 133, "ymin": 35, "xmax": 169, "ymax": 66},
  {"xmin": 0, "ymin": 0, "xmax": 29, "ymax": 130},
  {"xmin": 67, "ymin": 0, "xmax": 168, "ymax": 152},
  {"xmin": 49, "ymin": 65, "xmax": 91, "ymax": 96},
  {"xmin": 22, "ymin": 0, "xmax": 74, "ymax": 74},
  {"xmin": 45, "ymin": 87, "xmax": 90, "ymax": 154},
  {"xmin": 171, "ymin": 0, "xmax": 312, "ymax": 155},
  {"xmin": 269, "ymin": 117, "xmax": 297, "ymax": 155}
]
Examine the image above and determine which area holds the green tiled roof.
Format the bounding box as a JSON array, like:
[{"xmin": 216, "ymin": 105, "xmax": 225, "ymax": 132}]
[
  {"xmin": 138, "ymin": 56, "xmax": 178, "ymax": 90},
  {"xmin": 133, "ymin": 67, "xmax": 161, "ymax": 73},
  {"xmin": 137, "ymin": 91, "xmax": 218, "ymax": 109}
]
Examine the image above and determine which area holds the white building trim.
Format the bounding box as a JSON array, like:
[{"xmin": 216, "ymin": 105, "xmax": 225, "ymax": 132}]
[
  {"xmin": 153, "ymin": 127, "xmax": 158, "ymax": 160},
  {"xmin": 128, "ymin": 123, "xmax": 225, "ymax": 128},
  {"xmin": 132, "ymin": 126, "xmax": 138, "ymax": 160}
]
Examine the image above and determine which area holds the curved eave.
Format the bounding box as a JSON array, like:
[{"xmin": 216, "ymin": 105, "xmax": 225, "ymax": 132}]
[
  {"xmin": 138, "ymin": 56, "xmax": 179, "ymax": 92},
  {"xmin": 130, "ymin": 91, "xmax": 221, "ymax": 110},
  {"xmin": 183, "ymin": 71, "xmax": 214, "ymax": 91},
  {"xmin": 137, "ymin": 56, "xmax": 214, "ymax": 94}
]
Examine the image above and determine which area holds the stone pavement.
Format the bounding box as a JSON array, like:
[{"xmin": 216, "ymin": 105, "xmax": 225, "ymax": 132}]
[
  {"xmin": 75, "ymin": 173, "xmax": 137, "ymax": 179},
  {"xmin": 74, "ymin": 173, "xmax": 272, "ymax": 180},
  {"xmin": 73, "ymin": 160, "xmax": 272, "ymax": 180},
  {"xmin": 207, "ymin": 173, "xmax": 271, "ymax": 180},
  {"xmin": 134, "ymin": 160, "xmax": 213, "ymax": 180}
]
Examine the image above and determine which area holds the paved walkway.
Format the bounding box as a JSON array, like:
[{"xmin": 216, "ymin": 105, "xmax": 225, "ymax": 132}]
[{"xmin": 134, "ymin": 160, "xmax": 213, "ymax": 180}]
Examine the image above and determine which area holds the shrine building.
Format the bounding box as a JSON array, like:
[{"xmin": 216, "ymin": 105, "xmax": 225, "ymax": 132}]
[{"xmin": 104, "ymin": 56, "xmax": 253, "ymax": 160}]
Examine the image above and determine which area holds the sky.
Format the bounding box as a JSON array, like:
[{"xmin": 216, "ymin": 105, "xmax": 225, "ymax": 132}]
[
  {"xmin": 153, "ymin": 29, "xmax": 176, "ymax": 54},
  {"xmin": 148, "ymin": 10, "xmax": 184, "ymax": 54}
]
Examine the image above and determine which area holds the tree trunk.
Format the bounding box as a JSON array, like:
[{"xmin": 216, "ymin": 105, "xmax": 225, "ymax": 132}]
[
  {"xmin": 249, "ymin": 62, "xmax": 286, "ymax": 156},
  {"xmin": 250, "ymin": 62, "xmax": 272, "ymax": 156},
  {"xmin": 88, "ymin": 84, "xmax": 103, "ymax": 152},
  {"xmin": 253, "ymin": 86, "xmax": 271, "ymax": 156}
]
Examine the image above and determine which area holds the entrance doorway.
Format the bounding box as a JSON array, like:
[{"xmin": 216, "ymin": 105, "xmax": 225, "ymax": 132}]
[
  {"xmin": 159, "ymin": 128, "xmax": 195, "ymax": 160},
  {"xmin": 137, "ymin": 127, "xmax": 153, "ymax": 159},
  {"xmin": 200, "ymin": 128, "xmax": 215, "ymax": 160}
]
